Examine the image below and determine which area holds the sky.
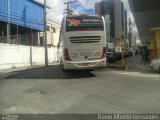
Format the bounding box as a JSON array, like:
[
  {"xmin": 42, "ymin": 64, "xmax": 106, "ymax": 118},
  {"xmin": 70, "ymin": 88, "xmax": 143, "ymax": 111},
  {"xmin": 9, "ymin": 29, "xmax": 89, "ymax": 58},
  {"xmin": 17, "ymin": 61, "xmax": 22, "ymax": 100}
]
[{"xmin": 37, "ymin": 0, "xmax": 139, "ymax": 42}]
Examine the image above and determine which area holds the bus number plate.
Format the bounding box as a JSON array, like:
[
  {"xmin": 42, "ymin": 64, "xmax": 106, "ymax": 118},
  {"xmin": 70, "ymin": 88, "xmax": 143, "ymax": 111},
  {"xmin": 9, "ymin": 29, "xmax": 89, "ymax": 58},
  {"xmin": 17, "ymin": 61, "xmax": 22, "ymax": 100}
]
[
  {"xmin": 80, "ymin": 52, "xmax": 92, "ymax": 56},
  {"xmin": 82, "ymin": 63, "xmax": 90, "ymax": 66}
]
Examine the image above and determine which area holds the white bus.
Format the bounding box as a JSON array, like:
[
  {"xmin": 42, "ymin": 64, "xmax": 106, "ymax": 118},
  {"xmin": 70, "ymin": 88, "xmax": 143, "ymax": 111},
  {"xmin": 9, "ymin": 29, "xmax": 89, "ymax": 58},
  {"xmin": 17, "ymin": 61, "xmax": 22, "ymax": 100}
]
[{"xmin": 58, "ymin": 15, "xmax": 106, "ymax": 71}]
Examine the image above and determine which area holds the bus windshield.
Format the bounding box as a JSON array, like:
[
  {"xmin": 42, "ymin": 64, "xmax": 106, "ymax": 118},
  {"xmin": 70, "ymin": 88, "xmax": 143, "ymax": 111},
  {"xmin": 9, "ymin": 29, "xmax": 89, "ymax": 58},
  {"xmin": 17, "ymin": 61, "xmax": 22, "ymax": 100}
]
[{"xmin": 66, "ymin": 16, "xmax": 104, "ymax": 32}]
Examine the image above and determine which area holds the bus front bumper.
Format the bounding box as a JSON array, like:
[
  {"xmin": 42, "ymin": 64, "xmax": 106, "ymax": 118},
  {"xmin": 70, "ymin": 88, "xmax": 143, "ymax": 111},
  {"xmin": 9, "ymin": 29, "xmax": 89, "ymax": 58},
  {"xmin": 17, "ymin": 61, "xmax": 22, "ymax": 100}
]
[{"xmin": 63, "ymin": 59, "xmax": 106, "ymax": 70}]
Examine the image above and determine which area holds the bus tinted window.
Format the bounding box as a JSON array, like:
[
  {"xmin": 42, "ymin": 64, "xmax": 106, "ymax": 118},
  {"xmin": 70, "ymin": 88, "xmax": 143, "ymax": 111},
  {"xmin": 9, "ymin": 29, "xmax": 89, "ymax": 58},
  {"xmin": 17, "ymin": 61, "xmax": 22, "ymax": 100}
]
[{"xmin": 66, "ymin": 16, "xmax": 104, "ymax": 32}]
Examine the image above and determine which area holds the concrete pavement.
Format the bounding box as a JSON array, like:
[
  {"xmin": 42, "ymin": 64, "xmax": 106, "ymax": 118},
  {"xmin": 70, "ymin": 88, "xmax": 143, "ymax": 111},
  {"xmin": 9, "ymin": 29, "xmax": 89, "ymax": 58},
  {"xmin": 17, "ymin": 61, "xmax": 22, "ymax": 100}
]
[
  {"xmin": 125, "ymin": 54, "xmax": 151, "ymax": 72},
  {"xmin": 107, "ymin": 54, "xmax": 153, "ymax": 72},
  {"xmin": 0, "ymin": 65, "xmax": 160, "ymax": 114}
]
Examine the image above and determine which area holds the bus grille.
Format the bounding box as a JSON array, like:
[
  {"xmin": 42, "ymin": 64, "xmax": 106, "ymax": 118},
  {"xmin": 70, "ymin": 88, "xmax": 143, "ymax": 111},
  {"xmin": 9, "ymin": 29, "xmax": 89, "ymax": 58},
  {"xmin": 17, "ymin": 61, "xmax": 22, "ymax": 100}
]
[{"xmin": 70, "ymin": 36, "xmax": 101, "ymax": 43}]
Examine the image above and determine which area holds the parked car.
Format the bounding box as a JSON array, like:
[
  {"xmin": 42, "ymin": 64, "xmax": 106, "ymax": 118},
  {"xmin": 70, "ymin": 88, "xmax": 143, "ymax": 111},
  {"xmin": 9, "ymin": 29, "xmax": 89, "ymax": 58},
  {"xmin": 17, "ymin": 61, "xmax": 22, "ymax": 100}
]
[
  {"xmin": 106, "ymin": 52, "xmax": 116, "ymax": 63},
  {"xmin": 116, "ymin": 52, "xmax": 122, "ymax": 60},
  {"xmin": 124, "ymin": 49, "xmax": 129, "ymax": 58},
  {"xmin": 150, "ymin": 58, "xmax": 160, "ymax": 71},
  {"xmin": 106, "ymin": 43, "xmax": 116, "ymax": 63}
]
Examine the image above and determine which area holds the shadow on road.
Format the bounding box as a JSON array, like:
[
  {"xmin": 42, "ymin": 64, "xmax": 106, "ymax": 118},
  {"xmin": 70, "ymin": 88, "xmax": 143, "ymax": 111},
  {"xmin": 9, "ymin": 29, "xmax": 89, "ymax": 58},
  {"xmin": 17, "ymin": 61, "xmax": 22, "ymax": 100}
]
[{"xmin": 5, "ymin": 65, "xmax": 96, "ymax": 80}]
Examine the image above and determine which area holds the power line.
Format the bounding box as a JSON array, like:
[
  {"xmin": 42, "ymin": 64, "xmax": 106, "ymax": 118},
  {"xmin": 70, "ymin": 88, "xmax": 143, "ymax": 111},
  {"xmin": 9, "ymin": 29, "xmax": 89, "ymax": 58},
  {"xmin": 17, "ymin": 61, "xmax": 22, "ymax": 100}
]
[{"xmin": 64, "ymin": 0, "xmax": 77, "ymax": 15}]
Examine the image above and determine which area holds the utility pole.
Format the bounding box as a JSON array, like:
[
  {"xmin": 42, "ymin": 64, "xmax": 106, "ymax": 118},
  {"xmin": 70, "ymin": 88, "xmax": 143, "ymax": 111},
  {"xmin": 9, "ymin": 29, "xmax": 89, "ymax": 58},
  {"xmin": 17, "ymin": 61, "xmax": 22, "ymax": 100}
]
[
  {"xmin": 120, "ymin": 31, "xmax": 125, "ymax": 66},
  {"xmin": 128, "ymin": 18, "xmax": 132, "ymax": 49},
  {"xmin": 44, "ymin": 0, "xmax": 48, "ymax": 67},
  {"xmin": 64, "ymin": 0, "xmax": 77, "ymax": 15},
  {"xmin": 7, "ymin": 0, "xmax": 10, "ymax": 44}
]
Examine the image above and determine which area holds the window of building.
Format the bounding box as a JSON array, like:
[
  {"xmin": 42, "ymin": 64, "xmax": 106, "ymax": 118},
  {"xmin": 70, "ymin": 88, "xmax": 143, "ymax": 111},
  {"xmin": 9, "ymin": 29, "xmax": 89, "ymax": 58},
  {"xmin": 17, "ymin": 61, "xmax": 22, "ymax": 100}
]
[
  {"xmin": 47, "ymin": 26, "xmax": 50, "ymax": 31},
  {"xmin": 52, "ymin": 27, "xmax": 56, "ymax": 33}
]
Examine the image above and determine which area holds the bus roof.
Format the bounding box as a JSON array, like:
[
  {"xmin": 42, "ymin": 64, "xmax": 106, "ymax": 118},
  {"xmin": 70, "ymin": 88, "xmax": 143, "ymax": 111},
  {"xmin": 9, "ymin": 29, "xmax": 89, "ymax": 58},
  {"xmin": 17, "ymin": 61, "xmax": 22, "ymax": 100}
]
[{"xmin": 65, "ymin": 14, "xmax": 102, "ymax": 18}]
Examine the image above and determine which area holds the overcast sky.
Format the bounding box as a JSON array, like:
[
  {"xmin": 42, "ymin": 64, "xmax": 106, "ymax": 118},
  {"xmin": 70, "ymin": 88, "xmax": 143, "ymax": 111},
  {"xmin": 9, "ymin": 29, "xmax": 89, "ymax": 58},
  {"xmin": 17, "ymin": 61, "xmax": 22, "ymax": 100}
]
[{"xmin": 37, "ymin": 0, "xmax": 139, "ymax": 41}]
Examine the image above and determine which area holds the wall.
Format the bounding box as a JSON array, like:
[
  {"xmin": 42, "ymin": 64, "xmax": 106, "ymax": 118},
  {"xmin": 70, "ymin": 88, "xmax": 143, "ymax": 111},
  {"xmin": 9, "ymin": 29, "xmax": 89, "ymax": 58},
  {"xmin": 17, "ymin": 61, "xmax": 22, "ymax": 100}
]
[{"xmin": 0, "ymin": 43, "xmax": 60, "ymax": 70}]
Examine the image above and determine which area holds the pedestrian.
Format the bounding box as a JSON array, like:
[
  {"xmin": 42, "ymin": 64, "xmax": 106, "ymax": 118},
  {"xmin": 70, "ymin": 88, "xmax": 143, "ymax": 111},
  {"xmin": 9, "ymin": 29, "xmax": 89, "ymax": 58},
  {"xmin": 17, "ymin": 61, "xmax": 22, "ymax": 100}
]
[
  {"xmin": 141, "ymin": 48, "xmax": 148, "ymax": 64},
  {"xmin": 136, "ymin": 49, "xmax": 138, "ymax": 55},
  {"xmin": 140, "ymin": 48, "xmax": 142, "ymax": 55}
]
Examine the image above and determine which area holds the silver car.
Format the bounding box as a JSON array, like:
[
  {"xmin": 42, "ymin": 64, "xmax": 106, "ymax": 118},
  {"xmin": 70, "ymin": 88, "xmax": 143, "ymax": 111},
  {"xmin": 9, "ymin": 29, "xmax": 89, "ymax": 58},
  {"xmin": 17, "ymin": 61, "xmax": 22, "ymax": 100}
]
[{"xmin": 151, "ymin": 58, "xmax": 160, "ymax": 70}]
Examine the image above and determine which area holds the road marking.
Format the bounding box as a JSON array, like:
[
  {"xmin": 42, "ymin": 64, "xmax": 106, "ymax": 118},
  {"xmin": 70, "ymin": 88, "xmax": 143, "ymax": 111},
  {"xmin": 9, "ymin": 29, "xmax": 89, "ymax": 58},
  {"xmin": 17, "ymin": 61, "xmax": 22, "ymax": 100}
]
[{"xmin": 106, "ymin": 71, "xmax": 160, "ymax": 78}]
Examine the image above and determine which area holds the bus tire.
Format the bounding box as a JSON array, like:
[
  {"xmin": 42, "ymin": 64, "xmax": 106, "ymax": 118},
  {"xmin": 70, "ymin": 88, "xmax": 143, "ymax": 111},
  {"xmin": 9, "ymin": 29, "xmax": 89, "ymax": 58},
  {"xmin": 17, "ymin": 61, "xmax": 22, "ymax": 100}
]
[
  {"xmin": 63, "ymin": 68, "xmax": 69, "ymax": 72},
  {"xmin": 61, "ymin": 64, "xmax": 68, "ymax": 72},
  {"xmin": 60, "ymin": 60, "xmax": 65, "ymax": 71}
]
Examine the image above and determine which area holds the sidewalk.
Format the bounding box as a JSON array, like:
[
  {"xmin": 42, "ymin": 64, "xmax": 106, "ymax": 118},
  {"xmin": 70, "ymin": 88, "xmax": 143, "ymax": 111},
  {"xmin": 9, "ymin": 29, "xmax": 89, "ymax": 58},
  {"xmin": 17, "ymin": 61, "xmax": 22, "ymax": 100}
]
[
  {"xmin": 106, "ymin": 54, "xmax": 152, "ymax": 72},
  {"xmin": 123, "ymin": 54, "xmax": 151, "ymax": 72},
  {"xmin": 0, "ymin": 63, "xmax": 59, "ymax": 74}
]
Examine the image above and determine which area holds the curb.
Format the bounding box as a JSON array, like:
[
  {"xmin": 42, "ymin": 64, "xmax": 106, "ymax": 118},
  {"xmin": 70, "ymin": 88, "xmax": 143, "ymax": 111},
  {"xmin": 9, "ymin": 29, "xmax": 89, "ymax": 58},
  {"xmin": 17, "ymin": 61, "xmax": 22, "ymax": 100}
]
[{"xmin": 106, "ymin": 64, "xmax": 128, "ymax": 70}]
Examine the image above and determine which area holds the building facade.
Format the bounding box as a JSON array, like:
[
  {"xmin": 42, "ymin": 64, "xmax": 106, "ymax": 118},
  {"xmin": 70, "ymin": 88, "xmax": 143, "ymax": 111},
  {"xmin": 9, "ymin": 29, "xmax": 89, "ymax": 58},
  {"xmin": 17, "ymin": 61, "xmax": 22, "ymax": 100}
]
[
  {"xmin": 0, "ymin": 0, "xmax": 44, "ymax": 45},
  {"xmin": 95, "ymin": 0, "xmax": 114, "ymax": 43},
  {"xmin": 40, "ymin": 20, "xmax": 61, "ymax": 47},
  {"xmin": 95, "ymin": 0, "xmax": 127, "ymax": 43},
  {"xmin": 124, "ymin": 10, "xmax": 128, "ymax": 39}
]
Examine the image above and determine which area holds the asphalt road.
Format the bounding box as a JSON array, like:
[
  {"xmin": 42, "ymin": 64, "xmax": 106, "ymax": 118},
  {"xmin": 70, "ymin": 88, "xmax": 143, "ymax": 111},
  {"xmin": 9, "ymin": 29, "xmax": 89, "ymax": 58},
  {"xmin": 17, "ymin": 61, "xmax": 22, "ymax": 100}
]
[{"xmin": 0, "ymin": 65, "xmax": 160, "ymax": 114}]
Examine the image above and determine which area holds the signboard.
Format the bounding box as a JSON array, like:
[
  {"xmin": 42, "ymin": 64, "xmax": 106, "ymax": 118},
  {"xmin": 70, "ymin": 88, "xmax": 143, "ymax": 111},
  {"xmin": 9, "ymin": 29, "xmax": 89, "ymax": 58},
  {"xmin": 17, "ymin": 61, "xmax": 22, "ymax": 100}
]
[{"xmin": 66, "ymin": 16, "xmax": 103, "ymax": 31}]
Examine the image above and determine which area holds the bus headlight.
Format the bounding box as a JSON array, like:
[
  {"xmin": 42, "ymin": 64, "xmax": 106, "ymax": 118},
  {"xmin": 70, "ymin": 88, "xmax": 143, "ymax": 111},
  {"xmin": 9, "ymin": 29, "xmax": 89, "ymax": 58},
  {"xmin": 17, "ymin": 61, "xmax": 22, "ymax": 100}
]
[{"xmin": 101, "ymin": 47, "xmax": 106, "ymax": 59}]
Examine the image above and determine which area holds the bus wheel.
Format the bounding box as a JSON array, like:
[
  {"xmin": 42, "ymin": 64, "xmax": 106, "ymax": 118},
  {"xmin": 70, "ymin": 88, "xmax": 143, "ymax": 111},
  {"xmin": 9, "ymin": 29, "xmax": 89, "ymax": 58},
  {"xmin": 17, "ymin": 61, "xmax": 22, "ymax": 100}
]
[
  {"xmin": 61, "ymin": 64, "xmax": 68, "ymax": 72},
  {"xmin": 63, "ymin": 68, "xmax": 69, "ymax": 72}
]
